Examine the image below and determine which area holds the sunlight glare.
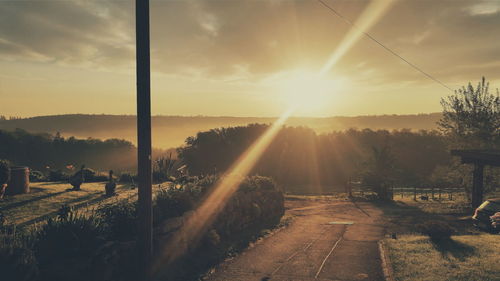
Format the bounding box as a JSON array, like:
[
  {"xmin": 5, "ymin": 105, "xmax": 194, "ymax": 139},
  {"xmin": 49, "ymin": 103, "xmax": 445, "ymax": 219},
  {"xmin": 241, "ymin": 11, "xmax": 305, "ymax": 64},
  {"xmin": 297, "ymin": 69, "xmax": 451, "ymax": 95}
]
[
  {"xmin": 153, "ymin": 108, "xmax": 294, "ymax": 274},
  {"xmin": 319, "ymin": 0, "xmax": 396, "ymax": 76},
  {"xmin": 271, "ymin": 69, "xmax": 343, "ymax": 114},
  {"xmin": 153, "ymin": 1, "xmax": 397, "ymax": 273}
]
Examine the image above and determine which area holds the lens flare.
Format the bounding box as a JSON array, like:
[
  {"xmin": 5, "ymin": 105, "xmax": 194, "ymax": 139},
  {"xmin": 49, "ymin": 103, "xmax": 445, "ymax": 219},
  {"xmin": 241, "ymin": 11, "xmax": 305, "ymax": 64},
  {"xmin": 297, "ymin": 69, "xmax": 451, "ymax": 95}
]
[
  {"xmin": 153, "ymin": 1, "xmax": 397, "ymax": 274},
  {"xmin": 319, "ymin": 0, "xmax": 396, "ymax": 76},
  {"xmin": 153, "ymin": 108, "xmax": 294, "ymax": 273}
]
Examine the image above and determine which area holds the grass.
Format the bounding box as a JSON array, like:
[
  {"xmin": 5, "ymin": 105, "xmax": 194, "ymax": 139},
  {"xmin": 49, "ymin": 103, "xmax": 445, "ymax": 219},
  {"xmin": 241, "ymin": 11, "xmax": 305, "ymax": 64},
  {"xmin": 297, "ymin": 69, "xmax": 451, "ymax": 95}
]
[
  {"xmin": 0, "ymin": 182, "xmax": 167, "ymax": 228},
  {"xmin": 386, "ymin": 234, "xmax": 500, "ymax": 281},
  {"xmin": 378, "ymin": 190, "xmax": 500, "ymax": 281}
]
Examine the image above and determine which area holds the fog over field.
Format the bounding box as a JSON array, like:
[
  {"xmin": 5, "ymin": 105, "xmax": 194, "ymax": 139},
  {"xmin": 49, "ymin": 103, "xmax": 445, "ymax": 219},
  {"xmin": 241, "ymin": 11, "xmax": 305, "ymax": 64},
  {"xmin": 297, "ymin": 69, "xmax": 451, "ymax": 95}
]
[{"xmin": 0, "ymin": 113, "xmax": 441, "ymax": 148}]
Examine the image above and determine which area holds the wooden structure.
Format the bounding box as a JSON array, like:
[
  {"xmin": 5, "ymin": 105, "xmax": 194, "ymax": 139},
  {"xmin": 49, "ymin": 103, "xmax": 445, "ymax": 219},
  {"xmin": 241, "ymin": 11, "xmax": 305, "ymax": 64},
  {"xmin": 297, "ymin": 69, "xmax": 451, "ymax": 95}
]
[
  {"xmin": 6, "ymin": 166, "xmax": 30, "ymax": 195},
  {"xmin": 451, "ymin": 150, "xmax": 500, "ymax": 208}
]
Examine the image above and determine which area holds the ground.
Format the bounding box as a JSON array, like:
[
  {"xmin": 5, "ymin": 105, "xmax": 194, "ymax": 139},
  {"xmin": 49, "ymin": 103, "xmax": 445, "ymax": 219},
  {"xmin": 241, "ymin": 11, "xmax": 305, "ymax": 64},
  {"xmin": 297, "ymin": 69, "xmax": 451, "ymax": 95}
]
[
  {"xmin": 205, "ymin": 197, "xmax": 387, "ymax": 281},
  {"xmin": 2, "ymin": 184, "xmax": 498, "ymax": 281},
  {"xmin": 0, "ymin": 181, "xmax": 166, "ymax": 228},
  {"xmin": 386, "ymin": 234, "xmax": 499, "ymax": 281},
  {"xmin": 378, "ymin": 194, "xmax": 500, "ymax": 281}
]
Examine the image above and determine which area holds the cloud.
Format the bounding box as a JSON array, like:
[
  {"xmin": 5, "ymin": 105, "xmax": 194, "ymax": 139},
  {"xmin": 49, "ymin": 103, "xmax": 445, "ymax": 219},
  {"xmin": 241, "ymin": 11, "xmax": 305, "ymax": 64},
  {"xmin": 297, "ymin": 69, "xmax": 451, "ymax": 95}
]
[
  {"xmin": 0, "ymin": 0, "xmax": 134, "ymax": 68},
  {"xmin": 0, "ymin": 0, "xmax": 499, "ymax": 87}
]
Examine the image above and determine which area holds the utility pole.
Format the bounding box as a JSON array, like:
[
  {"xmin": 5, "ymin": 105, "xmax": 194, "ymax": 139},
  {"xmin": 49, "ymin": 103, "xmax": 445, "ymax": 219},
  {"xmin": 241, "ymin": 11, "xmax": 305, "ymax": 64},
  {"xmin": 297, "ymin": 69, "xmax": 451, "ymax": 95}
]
[{"xmin": 136, "ymin": 0, "xmax": 152, "ymax": 278}]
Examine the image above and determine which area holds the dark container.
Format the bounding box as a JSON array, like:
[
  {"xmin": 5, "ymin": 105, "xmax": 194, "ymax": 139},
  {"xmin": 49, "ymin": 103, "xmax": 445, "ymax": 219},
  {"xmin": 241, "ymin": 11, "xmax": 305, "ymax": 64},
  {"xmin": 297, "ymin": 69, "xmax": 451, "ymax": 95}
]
[{"xmin": 6, "ymin": 166, "xmax": 30, "ymax": 195}]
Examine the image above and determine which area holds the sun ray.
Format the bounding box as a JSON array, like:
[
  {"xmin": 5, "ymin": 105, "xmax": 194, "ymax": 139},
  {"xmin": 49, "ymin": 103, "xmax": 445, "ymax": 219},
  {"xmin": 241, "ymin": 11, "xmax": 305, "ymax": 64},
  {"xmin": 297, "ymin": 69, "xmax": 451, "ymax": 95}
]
[
  {"xmin": 319, "ymin": 0, "xmax": 396, "ymax": 76},
  {"xmin": 153, "ymin": 1, "xmax": 398, "ymax": 273},
  {"xmin": 152, "ymin": 108, "xmax": 294, "ymax": 273}
]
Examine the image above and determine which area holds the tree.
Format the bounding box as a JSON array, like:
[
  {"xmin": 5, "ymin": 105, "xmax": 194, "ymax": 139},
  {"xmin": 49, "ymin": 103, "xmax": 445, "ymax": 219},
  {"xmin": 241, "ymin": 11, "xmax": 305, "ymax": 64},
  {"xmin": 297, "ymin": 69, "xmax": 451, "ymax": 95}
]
[
  {"xmin": 438, "ymin": 77, "xmax": 500, "ymax": 148},
  {"xmin": 362, "ymin": 145, "xmax": 396, "ymax": 200}
]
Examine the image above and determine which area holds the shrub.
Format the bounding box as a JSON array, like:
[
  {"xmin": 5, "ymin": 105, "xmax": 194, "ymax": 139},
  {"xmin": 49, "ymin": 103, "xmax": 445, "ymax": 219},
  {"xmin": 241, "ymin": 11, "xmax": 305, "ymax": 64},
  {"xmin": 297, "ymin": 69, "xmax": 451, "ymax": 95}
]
[
  {"xmin": 418, "ymin": 221, "xmax": 454, "ymax": 241},
  {"xmin": 34, "ymin": 212, "xmax": 105, "ymax": 281},
  {"xmin": 97, "ymin": 201, "xmax": 138, "ymax": 241},
  {"xmin": 194, "ymin": 175, "xmax": 217, "ymax": 188},
  {"xmin": 119, "ymin": 173, "xmax": 137, "ymax": 183},
  {"xmin": 491, "ymin": 212, "xmax": 500, "ymax": 233},
  {"xmin": 153, "ymin": 188, "xmax": 195, "ymax": 223},
  {"xmin": 238, "ymin": 175, "xmax": 277, "ymax": 192},
  {"xmin": 153, "ymin": 171, "xmax": 170, "ymax": 183},
  {"xmin": 29, "ymin": 170, "xmax": 46, "ymax": 182},
  {"xmin": 48, "ymin": 170, "xmax": 69, "ymax": 182},
  {"xmin": 0, "ymin": 159, "xmax": 10, "ymax": 185},
  {"xmin": 249, "ymin": 176, "xmax": 278, "ymax": 191},
  {"xmin": 0, "ymin": 237, "xmax": 38, "ymax": 281},
  {"xmin": 86, "ymin": 171, "xmax": 108, "ymax": 182}
]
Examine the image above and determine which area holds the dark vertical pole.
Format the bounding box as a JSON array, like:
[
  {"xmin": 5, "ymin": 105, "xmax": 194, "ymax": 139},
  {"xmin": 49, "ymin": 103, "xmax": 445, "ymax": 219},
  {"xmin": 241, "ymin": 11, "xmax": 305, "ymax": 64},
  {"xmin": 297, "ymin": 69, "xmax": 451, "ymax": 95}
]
[
  {"xmin": 136, "ymin": 0, "xmax": 152, "ymax": 278},
  {"xmin": 472, "ymin": 163, "xmax": 484, "ymax": 209}
]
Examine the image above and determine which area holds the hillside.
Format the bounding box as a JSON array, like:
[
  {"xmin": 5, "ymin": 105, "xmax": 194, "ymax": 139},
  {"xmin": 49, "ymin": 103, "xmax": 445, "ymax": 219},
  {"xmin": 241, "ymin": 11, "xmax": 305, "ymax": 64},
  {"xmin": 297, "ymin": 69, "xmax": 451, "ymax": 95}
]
[{"xmin": 0, "ymin": 113, "xmax": 441, "ymax": 148}]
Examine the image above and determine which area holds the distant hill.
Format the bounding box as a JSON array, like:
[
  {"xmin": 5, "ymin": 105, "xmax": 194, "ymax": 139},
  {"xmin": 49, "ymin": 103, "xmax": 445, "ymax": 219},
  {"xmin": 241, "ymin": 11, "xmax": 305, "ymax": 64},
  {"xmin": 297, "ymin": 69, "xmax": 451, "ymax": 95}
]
[{"xmin": 0, "ymin": 113, "xmax": 441, "ymax": 148}]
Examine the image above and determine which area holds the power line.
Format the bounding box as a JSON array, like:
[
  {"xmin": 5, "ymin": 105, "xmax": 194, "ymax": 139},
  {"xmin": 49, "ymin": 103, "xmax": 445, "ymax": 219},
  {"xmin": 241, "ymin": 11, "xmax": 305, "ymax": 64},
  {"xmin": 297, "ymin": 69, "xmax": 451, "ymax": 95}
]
[{"xmin": 316, "ymin": 0, "xmax": 454, "ymax": 92}]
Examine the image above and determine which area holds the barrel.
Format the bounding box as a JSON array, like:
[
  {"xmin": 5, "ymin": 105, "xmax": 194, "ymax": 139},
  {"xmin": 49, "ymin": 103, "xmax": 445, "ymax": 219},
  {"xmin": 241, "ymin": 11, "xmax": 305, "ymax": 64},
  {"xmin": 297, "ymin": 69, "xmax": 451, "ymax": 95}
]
[{"xmin": 6, "ymin": 166, "xmax": 30, "ymax": 195}]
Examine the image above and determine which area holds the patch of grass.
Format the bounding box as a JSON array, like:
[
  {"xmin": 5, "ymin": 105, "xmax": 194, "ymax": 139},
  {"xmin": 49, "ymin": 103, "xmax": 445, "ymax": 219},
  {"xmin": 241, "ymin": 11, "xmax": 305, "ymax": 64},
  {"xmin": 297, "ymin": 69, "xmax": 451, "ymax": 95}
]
[
  {"xmin": 393, "ymin": 195, "xmax": 473, "ymax": 215},
  {"xmin": 285, "ymin": 193, "xmax": 349, "ymax": 201},
  {"xmin": 386, "ymin": 234, "xmax": 500, "ymax": 281},
  {"xmin": 0, "ymin": 182, "xmax": 166, "ymax": 228}
]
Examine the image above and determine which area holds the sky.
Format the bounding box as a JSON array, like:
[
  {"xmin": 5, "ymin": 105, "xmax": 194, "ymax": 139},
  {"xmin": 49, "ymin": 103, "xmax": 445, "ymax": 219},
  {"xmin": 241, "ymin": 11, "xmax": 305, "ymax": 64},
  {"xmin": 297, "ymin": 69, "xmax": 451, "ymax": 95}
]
[{"xmin": 0, "ymin": 0, "xmax": 499, "ymax": 118}]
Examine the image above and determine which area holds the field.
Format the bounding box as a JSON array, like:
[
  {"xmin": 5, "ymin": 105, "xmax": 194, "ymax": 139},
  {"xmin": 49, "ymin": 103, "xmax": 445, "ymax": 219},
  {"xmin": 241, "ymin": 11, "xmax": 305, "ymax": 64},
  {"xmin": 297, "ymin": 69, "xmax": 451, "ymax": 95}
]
[
  {"xmin": 0, "ymin": 182, "xmax": 166, "ymax": 228},
  {"xmin": 386, "ymin": 234, "xmax": 499, "ymax": 281},
  {"xmin": 380, "ymin": 192, "xmax": 500, "ymax": 281}
]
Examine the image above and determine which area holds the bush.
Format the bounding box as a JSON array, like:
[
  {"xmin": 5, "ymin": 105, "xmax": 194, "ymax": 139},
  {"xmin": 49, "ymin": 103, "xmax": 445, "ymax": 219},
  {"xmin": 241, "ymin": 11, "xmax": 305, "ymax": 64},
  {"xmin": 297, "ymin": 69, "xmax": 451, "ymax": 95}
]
[
  {"xmin": 153, "ymin": 171, "xmax": 170, "ymax": 183},
  {"xmin": 0, "ymin": 159, "xmax": 10, "ymax": 185},
  {"xmin": 86, "ymin": 172, "xmax": 108, "ymax": 183},
  {"xmin": 491, "ymin": 212, "xmax": 500, "ymax": 233},
  {"xmin": 29, "ymin": 170, "xmax": 46, "ymax": 182},
  {"xmin": 249, "ymin": 176, "xmax": 278, "ymax": 191},
  {"xmin": 34, "ymin": 212, "xmax": 105, "ymax": 281},
  {"xmin": 194, "ymin": 175, "xmax": 217, "ymax": 189},
  {"xmin": 0, "ymin": 238, "xmax": 38, "ymax": 281},
  {"xmin": 153, "ymin": 188, "xmax": 195, "ymax": 223},
  {"xmin": 418, "ymin": 221, "xmax": 454, "ymax": 241},
  {"xmin": 48, "ymin": 170, "xmax": 69, "ymax": 182},
  {"xmin": 119, "ymin": 173, "xmax": 137, "ymax": 183},
  {"xmin": 97, "ymin": 201, "xmax": 138, "ymax": 241}
]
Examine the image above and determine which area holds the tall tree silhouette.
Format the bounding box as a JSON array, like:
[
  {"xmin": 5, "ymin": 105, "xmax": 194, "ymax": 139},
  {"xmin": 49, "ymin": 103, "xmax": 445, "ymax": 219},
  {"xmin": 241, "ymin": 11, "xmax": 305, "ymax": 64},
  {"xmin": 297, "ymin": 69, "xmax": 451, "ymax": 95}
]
[{"xmin": 438, "ymin": 77, "xmax": 500, "ymax": 148}]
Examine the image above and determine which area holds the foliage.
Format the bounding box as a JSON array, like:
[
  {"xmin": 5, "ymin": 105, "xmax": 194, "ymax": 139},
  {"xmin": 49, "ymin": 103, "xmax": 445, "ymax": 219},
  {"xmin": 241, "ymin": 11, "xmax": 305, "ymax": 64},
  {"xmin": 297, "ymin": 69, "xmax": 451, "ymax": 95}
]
[
  {"xmin": 97, "ymin": 201, "xmax": 138, "ymax": 241},
  {"xmin": 361, "ymin": 146, "xmax": 396, "ymax": 200},
  {"xmin": 438, "ymin": 77, "xmax": 500, "ymax": 148},
  {"xmin": 119, "ymin": 172, "xmax": 137, "ymax": 183},
  {"xmin": 418, "ymin": 221, "xmax": 455, "ymax": 241},
  {"xmin": 48, "ymin": 170, "xmax": 69, "ymax": 182},
  {"xmin": 0, "ymin": 129, "xmax": 136, "ymax": 172},
  {"xmin": 0, "ymin": 159, "xmax": 10, "ymax": 185},
  {"xmin": 239, "ymin": 175, "xmax": 278, "ymax": 192},
  {"xmin": 56, "ymin": 204, "xmax": 73, "ymax": 220},
  {"xmin": 34, "ymin": 212, "xmax": 105, "ymax": 281},
  {"xmin": 29, "ymin": 170, "xmax": 46, "ymax": 182},
  {"xmin": 153, "ymin": 153, "xmax": 178, "ymax": 183},
  {"xmin": 0, "ymin": 233, "xmax": 38, "ymax": 281},
  {"xmin": 0, "ymin": 174, "xmax": 284, "ymax": 281},
  {"xmin": 491, "ymin": 212, "xmax": 500, "ymax": 233},
  {"xmin": 178, "ymin": 125, "xmax": 452, "ymax": 192},
  {"xmin": 153, "ymin": 188, "xmax": 196, "ymax": 223}
]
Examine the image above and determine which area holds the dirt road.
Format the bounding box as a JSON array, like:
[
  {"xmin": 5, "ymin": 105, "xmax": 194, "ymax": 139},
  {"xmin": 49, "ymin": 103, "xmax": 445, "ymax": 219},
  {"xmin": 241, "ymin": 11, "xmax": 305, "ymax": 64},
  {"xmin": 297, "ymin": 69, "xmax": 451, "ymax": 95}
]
[{"xmin": 206, "ymin": 199, "xmax": 387, "ymax": 281}]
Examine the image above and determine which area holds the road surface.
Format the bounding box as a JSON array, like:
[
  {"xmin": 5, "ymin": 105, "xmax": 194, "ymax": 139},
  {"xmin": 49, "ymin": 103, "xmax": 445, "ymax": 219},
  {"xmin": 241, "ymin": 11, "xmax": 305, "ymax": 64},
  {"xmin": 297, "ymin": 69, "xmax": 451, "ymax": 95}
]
[{"xmin": 206, "ymin": 199, "xmax": 387, "ymax": 281}]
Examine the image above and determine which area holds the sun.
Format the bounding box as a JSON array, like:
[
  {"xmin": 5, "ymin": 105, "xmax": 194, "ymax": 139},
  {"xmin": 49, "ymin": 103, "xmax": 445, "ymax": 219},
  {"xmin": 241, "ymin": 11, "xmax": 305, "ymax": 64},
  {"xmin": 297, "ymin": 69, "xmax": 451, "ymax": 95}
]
[{"xmin": 271, "ymin": 69, "xmax": 342, "ymax": 114}]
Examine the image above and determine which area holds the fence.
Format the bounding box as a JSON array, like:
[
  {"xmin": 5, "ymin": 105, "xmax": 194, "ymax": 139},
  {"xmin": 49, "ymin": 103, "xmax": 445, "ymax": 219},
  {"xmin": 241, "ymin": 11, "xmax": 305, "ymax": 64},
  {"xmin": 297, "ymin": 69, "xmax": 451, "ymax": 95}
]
[{"xmin": 351, "ymin": 183, "xmax": 466, "ymax": 201}]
